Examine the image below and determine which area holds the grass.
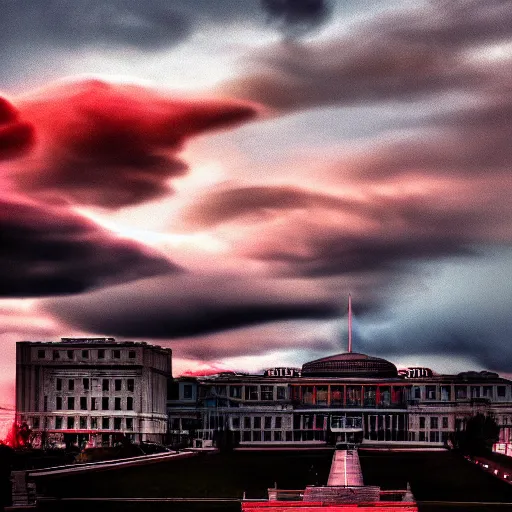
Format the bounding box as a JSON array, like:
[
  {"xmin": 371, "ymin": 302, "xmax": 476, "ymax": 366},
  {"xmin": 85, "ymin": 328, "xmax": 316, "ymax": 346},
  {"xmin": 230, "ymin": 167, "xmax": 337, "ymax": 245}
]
[
  {"xmin": 38, "ymin": 449, "xmax": 335, "ymax": 500},
  {"xmin": 359, "ymin": 449, "xmax": 512, "ymax": 503},
  {"xmin": 34, "ymin": 449, "xmax": 512, "ymax": 511}
]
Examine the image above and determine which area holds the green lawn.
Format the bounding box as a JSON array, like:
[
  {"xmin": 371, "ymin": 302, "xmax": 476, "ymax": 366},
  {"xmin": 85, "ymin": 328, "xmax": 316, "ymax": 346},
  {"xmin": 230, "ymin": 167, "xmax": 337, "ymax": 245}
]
[
  {"xmin": 38, "ymin": 449, "xmax": 334, "ymax": 500},
  {"xmin": 359, "ymin": 449, "xmax": 512, "ymax": 503}
]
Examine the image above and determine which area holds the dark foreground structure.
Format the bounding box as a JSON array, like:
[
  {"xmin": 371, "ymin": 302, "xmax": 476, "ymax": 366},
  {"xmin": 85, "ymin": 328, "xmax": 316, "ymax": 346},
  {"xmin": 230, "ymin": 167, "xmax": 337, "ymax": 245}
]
[{"xmin": 9, "ymin": 448, "xmax": 512, "ymax": 511}]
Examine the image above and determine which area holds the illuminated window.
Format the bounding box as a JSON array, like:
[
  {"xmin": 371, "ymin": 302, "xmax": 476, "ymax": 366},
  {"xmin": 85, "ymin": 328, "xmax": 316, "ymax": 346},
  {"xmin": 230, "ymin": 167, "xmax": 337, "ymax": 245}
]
[
  {"xmin": 331, "ymin": 386, "xmax": 343, "ymax": 406},
  {"xmin": 302, "ymin": 386, "xmax": 314, "ymax": 405},
  {"xmin": 316, "ymin": 386, "xmax": 328, "ymax": 405}
]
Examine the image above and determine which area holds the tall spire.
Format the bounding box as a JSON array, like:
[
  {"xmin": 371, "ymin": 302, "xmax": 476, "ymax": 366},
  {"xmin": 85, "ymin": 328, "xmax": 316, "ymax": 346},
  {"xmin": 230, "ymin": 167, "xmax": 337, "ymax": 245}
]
[{"xmin": 348, "ymin": 294, "xmax": 353, "ymax": 353}]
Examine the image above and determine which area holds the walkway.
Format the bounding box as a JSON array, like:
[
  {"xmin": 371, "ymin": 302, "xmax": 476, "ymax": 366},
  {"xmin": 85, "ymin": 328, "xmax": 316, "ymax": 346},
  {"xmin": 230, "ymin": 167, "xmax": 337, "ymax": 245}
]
[{"xmin": 327, "ymin": 450, "xmax": 364, "ymax": 487}]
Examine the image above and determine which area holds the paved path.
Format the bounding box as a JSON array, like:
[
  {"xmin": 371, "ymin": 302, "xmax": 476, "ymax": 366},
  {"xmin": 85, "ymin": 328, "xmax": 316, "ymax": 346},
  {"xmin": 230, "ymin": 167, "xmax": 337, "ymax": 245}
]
[{"xmin": 327, "ymin": 450, "xmax": 364, "ymax": 487}]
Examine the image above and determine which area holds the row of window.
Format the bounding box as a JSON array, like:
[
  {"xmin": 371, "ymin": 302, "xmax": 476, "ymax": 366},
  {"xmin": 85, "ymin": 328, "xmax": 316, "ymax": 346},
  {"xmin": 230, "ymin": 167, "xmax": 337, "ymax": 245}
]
[
  {"xmin": 242, "ymin": 430, "xmax": 293, "ymax": 442},
  {"xmin": 53, "ymin": 416, "xmax": 135, "ymax": 431},
  {"xmin": 192, "ymin": 383, "xmax": 509, "ymax": 403},
  {"xmin": 55, "ymin": 396, "xmax": 134, "ymax": 411},
  {"xmin": 56, "ymin": 378, "xmax": 135, "ymax": 392},
  {"xmin": 417, "ymin": 431, "xmax": 450, "ymax": 443},
  {"xmin": 39, "ymin": 349, "xmax": 137, "ymax": 360},
  {"xmin": 291, "ymin": 385, "xmax": 404, "ymax": 407},
  {"xmin": 232, "ymin": 416, "xmax": 284, "ymax": 430},
  {"xmin": 418, "ymin": 416, "xmax": 449, "ymax": 429},
  {"xmin": 412, "ymin": 385, "xmax": 507, "ymax": 401},
  {"xmin": 197, "ymin": 385, "xmax": 288, "ymax": 401}
]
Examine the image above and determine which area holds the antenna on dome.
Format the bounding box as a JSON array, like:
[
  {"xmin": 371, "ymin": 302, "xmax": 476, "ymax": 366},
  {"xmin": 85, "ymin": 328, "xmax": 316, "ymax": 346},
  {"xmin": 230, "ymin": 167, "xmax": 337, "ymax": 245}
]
[{"xmin": 348, "ymin": 294, "xmax": 353, "ymax": 353}]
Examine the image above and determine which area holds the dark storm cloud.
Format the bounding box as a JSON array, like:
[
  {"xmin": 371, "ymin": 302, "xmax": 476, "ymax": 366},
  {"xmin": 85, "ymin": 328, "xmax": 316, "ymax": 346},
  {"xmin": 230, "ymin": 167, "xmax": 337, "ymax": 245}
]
[
  {"xmin": 261, "ymin": 0, "xmax": 331, "ymax": 36},
  {"xmin": 179, "ymin": 185, "xmax": 356, "ymax": 229},
  {"xmin": 0, "ymin": 0, "xmax": 192, "ymax": 52},
  {"xmin": 220, "ymin": 0, "xmax": 512, "ymax": 111},
  {"xmin": 179, "ymin": 181, "xmax": 512, "ymax": 278},
  {"xmin": 336, "ymin": 96, "xmax": 512, "ymax": 182},
  {"xmin": 170, "ymin": 323, "xmax": 336, "ymax": 360},
  {"xmin": 44, "ymin": 274, "xmax": 340, "ymax": 339},
  {"xmin": 0, "ymin": 198, "xmax": 177, "ymax": 297},
  {"xmin": 7, "ymin": 79, "xmax": 257, "ymax": 208},
  {"xmin": 361, "ymin": 251, "xmax": 512, "ymax": 373}
]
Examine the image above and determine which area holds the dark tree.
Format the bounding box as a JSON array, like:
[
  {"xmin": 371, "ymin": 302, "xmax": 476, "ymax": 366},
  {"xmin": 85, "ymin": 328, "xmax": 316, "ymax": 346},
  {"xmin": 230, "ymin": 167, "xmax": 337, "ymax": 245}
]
[{"xmin": 453, "ymin": 413, "xmax": 500, "ymax": 456}]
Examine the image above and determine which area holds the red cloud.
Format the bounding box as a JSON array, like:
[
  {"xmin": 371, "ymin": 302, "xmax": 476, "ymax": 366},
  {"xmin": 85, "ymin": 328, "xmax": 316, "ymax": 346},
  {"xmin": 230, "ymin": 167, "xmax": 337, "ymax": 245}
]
[
  {"xmin": 10, "ymin": 79, "xmax": 257, "ymax": 208},
  {"xmin": 0, "ymin": 97, "xmax": 35, "ymax": 160},
  {"xmin": 180, "ymin": 366, "xmax": 234, "ymax": 377}
]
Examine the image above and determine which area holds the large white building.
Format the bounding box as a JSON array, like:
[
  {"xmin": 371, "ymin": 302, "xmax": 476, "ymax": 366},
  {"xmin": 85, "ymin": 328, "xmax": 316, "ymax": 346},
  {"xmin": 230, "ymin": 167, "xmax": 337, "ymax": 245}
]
[
  {"xmin": 16, "ymin": 337, "xmax": 172, "ymax": 448},
  {"xmin": 167, "ymin": 352, "xmax": 512, "ymax": 449}
]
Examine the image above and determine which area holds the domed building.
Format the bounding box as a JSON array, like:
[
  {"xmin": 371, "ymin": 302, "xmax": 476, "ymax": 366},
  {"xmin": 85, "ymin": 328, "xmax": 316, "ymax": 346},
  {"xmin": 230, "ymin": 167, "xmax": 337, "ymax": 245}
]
[
  {"xmin": 302, "ymin": 352, "xmax": 398, "ymax": 379},
  {"xmin": 168, "ymin": 297, "xmax": 512, "ymax": 450}
]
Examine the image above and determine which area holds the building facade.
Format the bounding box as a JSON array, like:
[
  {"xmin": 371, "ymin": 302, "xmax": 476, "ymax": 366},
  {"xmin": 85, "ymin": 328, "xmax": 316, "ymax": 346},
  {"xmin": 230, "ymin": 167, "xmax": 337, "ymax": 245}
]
[
  {"xmin": 16, "ymin": 337, "xmax": 172, "ymax": 448},
  {"xmin": 167, "ymin": 352, "xmax": 512, "ymax": 448}
]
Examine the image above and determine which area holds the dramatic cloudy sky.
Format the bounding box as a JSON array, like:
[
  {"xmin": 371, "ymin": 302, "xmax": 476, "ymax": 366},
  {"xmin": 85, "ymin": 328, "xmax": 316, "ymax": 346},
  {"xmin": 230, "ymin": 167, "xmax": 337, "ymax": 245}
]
[{"xmin": 1, "ymin": 0, "xmax": 512, "ymax": 415}]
